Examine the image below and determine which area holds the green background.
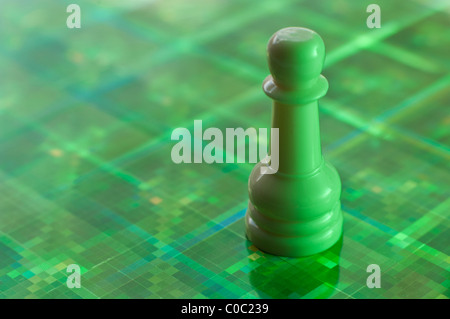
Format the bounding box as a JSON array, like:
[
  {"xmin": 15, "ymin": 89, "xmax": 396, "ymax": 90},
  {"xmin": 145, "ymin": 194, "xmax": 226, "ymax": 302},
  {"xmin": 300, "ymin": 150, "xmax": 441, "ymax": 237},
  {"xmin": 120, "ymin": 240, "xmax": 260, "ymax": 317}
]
[{"xmin": 0, "ymin": 0, "xmax": 449, "ymax": 298}]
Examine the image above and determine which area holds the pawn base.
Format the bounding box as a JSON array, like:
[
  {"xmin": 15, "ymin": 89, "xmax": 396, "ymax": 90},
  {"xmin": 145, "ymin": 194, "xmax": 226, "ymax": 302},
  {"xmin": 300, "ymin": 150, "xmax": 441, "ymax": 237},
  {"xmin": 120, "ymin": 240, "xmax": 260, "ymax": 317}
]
[{"xmin": 245, "ymin": 202, "xmax": 343, "ymax": 257}]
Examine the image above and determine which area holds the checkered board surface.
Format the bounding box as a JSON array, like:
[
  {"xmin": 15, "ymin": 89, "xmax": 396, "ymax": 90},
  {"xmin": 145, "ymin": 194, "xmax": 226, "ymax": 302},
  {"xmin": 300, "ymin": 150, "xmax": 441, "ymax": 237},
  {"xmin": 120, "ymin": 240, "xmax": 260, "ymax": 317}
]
[{"xmin": 0, "ymin": 0, "xmax": 449, "ymax": 299}]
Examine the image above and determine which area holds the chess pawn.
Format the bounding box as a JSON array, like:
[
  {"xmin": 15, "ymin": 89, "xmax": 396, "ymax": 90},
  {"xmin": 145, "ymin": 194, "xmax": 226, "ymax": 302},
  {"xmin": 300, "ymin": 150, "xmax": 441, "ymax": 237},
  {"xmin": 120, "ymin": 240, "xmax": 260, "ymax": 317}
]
[{"xmin": 245, "ymin": 27, "xmax": 343, "ymax": 257}]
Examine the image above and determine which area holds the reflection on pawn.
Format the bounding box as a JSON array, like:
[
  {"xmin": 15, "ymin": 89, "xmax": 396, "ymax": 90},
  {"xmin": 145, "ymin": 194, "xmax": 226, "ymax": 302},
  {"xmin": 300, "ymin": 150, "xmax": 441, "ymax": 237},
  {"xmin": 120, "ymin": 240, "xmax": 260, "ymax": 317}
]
[{"xmin": 245, "ymin": 27, "xmax": 343, "ymax": 257}]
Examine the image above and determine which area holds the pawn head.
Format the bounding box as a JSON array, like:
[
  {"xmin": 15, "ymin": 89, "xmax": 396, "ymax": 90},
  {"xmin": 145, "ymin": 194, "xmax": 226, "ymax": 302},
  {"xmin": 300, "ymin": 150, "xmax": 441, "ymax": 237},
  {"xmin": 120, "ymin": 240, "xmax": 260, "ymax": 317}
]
[{"xmin": 267, "ymin": 27, "xmax": 325, "ymax": 89}]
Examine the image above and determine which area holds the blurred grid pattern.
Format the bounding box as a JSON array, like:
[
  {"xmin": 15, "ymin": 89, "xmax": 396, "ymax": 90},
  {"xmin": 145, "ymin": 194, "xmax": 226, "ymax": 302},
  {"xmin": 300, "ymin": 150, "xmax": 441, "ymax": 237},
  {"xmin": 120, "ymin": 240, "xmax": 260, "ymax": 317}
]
[{"xmin": 0, "ymin": 0, "xmax": 449, "ymax": 299}]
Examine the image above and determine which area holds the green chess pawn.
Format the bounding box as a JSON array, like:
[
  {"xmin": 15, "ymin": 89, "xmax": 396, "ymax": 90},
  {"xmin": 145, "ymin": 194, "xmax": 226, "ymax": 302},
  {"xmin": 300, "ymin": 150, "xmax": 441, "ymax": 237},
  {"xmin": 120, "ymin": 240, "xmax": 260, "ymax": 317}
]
[{"xmin": 245, "ymin": 27, "xmax": 343, "ymax": 257}]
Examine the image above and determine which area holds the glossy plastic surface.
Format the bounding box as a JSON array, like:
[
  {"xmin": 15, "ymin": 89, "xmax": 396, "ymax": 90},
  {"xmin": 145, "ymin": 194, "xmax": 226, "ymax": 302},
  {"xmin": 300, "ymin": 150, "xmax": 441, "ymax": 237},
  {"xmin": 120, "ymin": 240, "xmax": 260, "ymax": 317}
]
[{"xmin": 245, "ymin": 27, "xmax": 343, "ymax": 257}]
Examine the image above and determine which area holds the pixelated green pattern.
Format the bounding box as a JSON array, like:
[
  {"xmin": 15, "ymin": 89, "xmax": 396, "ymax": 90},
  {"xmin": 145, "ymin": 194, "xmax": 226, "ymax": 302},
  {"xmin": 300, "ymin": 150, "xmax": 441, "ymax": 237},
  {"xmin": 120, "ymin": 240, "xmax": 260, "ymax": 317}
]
[{"xmin": 0, "ymin": 0, "xmax": 449, "ymax": 299}]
